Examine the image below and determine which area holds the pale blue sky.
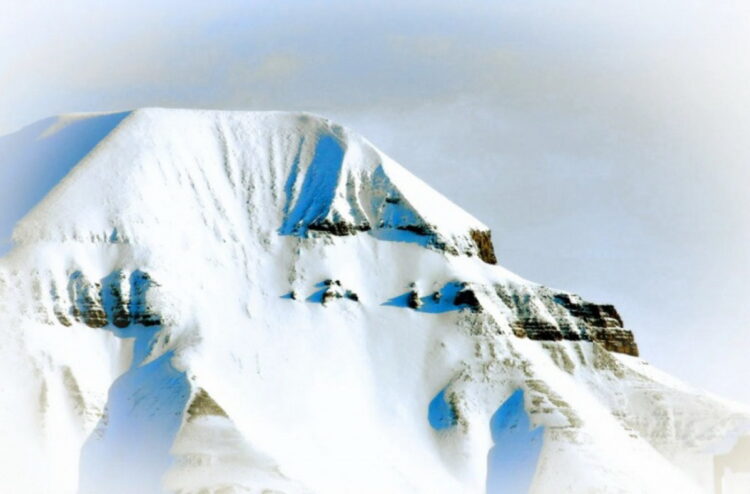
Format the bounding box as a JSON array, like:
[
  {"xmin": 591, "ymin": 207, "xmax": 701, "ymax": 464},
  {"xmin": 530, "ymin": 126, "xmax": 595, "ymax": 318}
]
[{"xmin": 1, "ymin": 0, "xmax": 749, "ymax": 403}]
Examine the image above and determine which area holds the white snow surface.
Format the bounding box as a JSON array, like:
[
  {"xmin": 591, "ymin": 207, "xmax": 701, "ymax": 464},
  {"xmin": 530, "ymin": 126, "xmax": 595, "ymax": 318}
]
[{"xmin": 0, "ymin": 108, "xmax": 747, "ymax": 494}]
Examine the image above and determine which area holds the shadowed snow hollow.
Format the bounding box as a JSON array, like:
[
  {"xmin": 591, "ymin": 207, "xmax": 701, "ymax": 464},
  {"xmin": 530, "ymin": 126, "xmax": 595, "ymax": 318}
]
[{"xmin": 0, "ymin": 109, "xmax": 747, "ymax": 494}]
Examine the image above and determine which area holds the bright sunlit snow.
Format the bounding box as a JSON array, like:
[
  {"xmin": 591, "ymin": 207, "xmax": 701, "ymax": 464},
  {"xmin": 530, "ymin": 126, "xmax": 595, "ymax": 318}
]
[{"xmin": 0, "ymin": 109, "xmax": 747, "ymax": 494}]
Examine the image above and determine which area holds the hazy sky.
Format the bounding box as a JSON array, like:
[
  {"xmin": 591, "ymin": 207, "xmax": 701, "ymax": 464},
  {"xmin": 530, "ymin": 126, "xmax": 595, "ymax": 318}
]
[{"xmin": 2, "ymin": 0, "xmax": 749, "ymax": 403}]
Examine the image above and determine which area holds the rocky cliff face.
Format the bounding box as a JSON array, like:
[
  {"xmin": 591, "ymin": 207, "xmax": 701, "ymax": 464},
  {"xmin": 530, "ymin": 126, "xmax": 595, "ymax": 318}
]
[
  {"xmin": 497, "ymin": 287, "xmax": 639, "ymax": 356},
  {"xmin": 279, "ymin": 275, "xmax": 636, "ymax": 357},
  {"xmin": 49, "ymin": 268, "xmax": 635, "ymax": 357},
  {"xmin": 50, "ymin": 270, "xmax": 161, "ymax": 329}
]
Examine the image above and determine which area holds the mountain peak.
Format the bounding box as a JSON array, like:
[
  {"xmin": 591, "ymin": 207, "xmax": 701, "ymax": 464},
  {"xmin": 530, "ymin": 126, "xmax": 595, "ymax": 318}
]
[
  {"xmin": 6, "ymin": 109, "xmax": 496, "ymax": 264},
  {"xmin": 0, "ymin": 108, "xmax": 747, "ymax": 494}
]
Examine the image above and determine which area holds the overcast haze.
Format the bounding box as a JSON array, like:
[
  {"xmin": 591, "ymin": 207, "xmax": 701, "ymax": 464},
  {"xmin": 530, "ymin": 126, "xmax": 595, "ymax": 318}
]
[{"xmin": 2, "ymin": 0, "xmax": 749, "ymax": 403}]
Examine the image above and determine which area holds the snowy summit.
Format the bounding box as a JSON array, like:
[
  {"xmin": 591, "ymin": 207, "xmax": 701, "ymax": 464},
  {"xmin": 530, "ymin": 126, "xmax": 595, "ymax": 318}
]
[{"xmin": 0, "ymin": 109, "xmax": 747, "ymax": 494}]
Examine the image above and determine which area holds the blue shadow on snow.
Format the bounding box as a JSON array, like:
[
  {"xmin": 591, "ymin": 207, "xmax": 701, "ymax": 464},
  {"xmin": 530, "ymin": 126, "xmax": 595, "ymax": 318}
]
[
  {"xmin": 383, "ymin": 281, "xmax": 470, "ymax": 314},
  {"xmin": 486, "ymin": 389, "xmax": 545, "ymax": 494},
  {"xmin": 428, "ymin": 388, "xmax": 458, "ymax": 430},
  {"xmin": 78, "ymin": 271, "xmax": 190, "ymax": 494},
  {"xmin": 0, "ymin": 112, "xmax": 130, "ymax": 254},
  {"xmin": 279, "ymin": 135, "xmax": 345, "ymax": 237},
  {"xmin": 368, "ymin": 227, "xmax": 432, "ymax": 247}
]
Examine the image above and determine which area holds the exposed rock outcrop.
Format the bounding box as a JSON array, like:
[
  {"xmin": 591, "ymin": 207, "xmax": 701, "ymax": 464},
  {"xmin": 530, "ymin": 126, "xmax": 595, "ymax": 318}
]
[
  {"xmin": 186, "ymin": 388, "xmax": 228, "ymax": 420},
  {"xmin": 276, "ymin": 132, "xmax": 495, "ymax": 264},
  {"xmin": 53, "ymin": 270, "xmax": 161, "ymax": 329},
  {"xmin": 316, "ymin": 279, "xmax": 360, "ymax": 305},
  {"xmin": 469, "ymin": 229, "xmax": 498, "ymax": 265},
  {"xmin": 307, "ymin": 219, "xmax": 371, "ymax": 236},
  {"xmin": 454, "ymin": 284, "xmax": 482, "ymax": 312},
  {"xmin": 103, "ymin": 271, "xmax": 130, "ymax": 328},
  {"xmin": 68, "ymin": 272, "xmax": 107, "ymax": 328},
  {"xmin": 553, "ymin": 293, "xmax": 638, "ymax": 356},
  {"xmin": 496, "ymin": 285, "xmax": 639, "ymax": 356},
  {"xmin": 407, "ymin": 290, "xmax": 422, "ymax": 309},
  {"xmin": 129, "ymin": 270, "xmax": 161, "ymax": 326}
]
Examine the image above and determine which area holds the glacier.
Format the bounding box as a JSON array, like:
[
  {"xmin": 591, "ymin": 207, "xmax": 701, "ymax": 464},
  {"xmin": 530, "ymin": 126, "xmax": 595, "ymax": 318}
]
[{"xmin": 0, "ymin": 108, "xmax": 748, "ymax": 493}]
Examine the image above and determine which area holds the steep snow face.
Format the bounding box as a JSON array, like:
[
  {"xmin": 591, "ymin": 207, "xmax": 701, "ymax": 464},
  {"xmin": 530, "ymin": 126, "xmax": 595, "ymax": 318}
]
[
  {"xmin": 0, "ymin": 109, "xmax": 748, "ymax": 494},
  {"xmin": 487, "ymin": 389, "xmax": 544, "ymax": 494},
  {"xmin": 9, "ymin": 109, "xmax": 495, "ymax": 264},
  {"xmin": 0, "ymin": 112, "xmax": 130, "ymax": 252}
]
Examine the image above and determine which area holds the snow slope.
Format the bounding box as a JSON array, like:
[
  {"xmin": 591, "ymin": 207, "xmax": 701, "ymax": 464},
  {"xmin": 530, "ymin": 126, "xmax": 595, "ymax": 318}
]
[{"xmin": 0, "ymin": 109, "xmax": 747, "ymax": 494}]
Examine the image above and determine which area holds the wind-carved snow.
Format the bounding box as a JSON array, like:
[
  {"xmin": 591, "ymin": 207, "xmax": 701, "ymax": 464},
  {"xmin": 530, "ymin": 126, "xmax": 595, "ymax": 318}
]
[
  {"xmin": 486, "ymin": 389, "xmax": 544, "ymax": 494},
  {"xmin": 367, "ymin": 164, "xmax": 435, "ymax": 247},
  {"xmin": 279, "ymin": 135, "xmax": 346, "ymax": 236},
  {"xmin": 78, "ymin": 273, "xmax": 190, "ymax": 494},
  {"xmin": 0, "ymin": 111, "xmax": 129, "ymax": 253},
  {"xmin": 79, "ymin": 346, "xmax": 189, "ymax": 494},
  {"xmin": 277, "ymin": 131, "xmax": 492, "ymax": 257},
  {"xmin": 0, "ymin": 109, "xmax": 748, "ymax": 494}
]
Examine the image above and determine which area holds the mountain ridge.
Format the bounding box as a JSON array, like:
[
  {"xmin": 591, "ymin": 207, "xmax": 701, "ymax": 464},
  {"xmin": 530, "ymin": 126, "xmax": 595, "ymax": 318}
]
[{"xmin": 0, "ymin": 108, "xmax": 747, "ymax": 494}]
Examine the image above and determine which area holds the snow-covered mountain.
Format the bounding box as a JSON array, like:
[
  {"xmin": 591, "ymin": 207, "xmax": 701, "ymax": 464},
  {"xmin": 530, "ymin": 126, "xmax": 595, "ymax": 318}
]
[{"xmin": 0, "ymin": 109, "xmax": 747, "ymax": 494}]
